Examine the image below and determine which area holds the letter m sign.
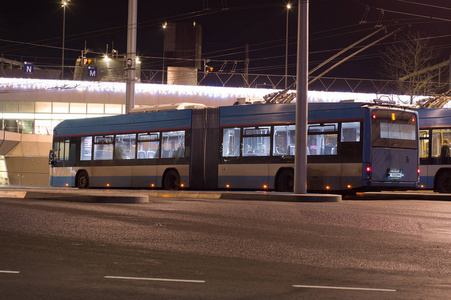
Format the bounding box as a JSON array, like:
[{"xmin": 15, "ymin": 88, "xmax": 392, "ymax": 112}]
[{"xmin": 87, "ymin": 66, "xmax": 97, "ymax": 77}]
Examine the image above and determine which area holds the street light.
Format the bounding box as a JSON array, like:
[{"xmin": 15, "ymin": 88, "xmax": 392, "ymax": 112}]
[
  {"xmin": 61, "ymin": 0, "xmax": 70, "ymax": 80},
  {"xmin": 285, "ymin": 3, "xmax": 291, "ymax": 89}
]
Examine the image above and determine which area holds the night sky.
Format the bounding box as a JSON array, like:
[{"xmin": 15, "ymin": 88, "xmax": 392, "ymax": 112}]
[{"xmin": 0, "ymin": 0, "xmax": 449, "ymax": 81}]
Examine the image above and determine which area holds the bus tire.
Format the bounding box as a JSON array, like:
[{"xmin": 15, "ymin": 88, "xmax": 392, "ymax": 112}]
[
  {"xmin": 76, "ymin": 170, "xmax": 89, "ymax": 189},
  {"xmin": 276, "ymin": 168, "xmax": 294, "ymax": 192},
  {"xmin": 163, "ymin": 169, "xmax": 180, "ymax": 190},
  {"xmin": 436, "ymin": 171, "xmax": 451, "ymax": 193}
]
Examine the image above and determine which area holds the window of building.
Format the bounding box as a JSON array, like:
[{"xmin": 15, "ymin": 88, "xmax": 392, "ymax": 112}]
[{"xmin": 137, "ymin": 133, "xmax": 160, "ymax": 159}]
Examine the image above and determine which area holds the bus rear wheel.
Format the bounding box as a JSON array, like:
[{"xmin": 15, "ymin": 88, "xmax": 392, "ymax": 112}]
[
  {"xmin": 277, "ymin": 169, "xmax": 294, "ymax": 192},
  {"xmin": 77, "ymin": 171, "xmax": 89, "ymax": 189},
  {"xmin": 163, "ymin": 169, "xmax": 180, "ymax": 190},
  {"xmin": 436, "ymin": 171, "xmax": 451, "ymax": 193}
]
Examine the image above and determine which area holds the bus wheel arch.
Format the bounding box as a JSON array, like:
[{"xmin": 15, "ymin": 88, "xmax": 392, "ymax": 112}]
[
  {"xmin": 76, "ymin": 170, "xmax": 89, "ymax": 189},
  {"xmin": 162, "ymin": 168, "xmax": 181, "ymax": 190},
  {"xmin": 275, "ymin": 167, "xmax": 294, "ymax": 192},
  {"xmin": 434, "ymin": 168, "xmax": 451, "ymax": 193}
]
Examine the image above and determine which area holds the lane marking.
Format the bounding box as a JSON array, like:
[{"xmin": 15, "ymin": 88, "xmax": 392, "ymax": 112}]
[
  {"xmin": 293, "ymin": 285, "xmax": 396, "ymax": 292},
  {"xmin": 0, "ymin": 270, "xmax": 20, "ymax": 274},
  {"xmin": 104, "ymin": 275, "xmax": 205, "ymax": 284}
]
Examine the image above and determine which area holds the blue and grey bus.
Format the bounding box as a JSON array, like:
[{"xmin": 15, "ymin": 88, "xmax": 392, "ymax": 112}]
[{"xmin": 50, "ymin": 102, "xmax": 419, "ymax": 192}]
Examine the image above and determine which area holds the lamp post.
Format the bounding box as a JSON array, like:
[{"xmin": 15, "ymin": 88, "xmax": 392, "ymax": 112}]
[
  {"xmin": 285, "ymin": 3, "xmax": 291, "ymax": 89},
  {"xmin": 61, "ymin": 0, "xmax": 70, "ymax": 80}
]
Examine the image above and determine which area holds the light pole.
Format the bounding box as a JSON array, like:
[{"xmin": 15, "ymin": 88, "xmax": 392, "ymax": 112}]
[
  {"xmin": 285, "ymin": 3, "xmax": 291, "ymax": 89},
  {"xmin": 61, "ymin": 0, "xmax": 70, "ymax": 80},
  {"xmin": 162, "ymin": 22, "xmax": 167, "ymax": 84}
]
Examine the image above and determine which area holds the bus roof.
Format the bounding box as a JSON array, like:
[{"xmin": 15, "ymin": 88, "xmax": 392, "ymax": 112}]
[
  {"xmin": 53, "ymin": 109, "xmax": 193, "ymax": 137},
  {"xmin": 417, "ymin": 108, "xmax": 451, "ymax": 128}
]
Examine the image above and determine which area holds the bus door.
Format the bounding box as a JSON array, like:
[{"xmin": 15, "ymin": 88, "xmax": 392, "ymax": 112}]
[{"xmin": 370, "ymin": 110, "xmax": 418, "ymax": 184}]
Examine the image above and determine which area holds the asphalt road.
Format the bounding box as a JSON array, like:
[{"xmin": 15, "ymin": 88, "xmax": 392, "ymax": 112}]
[{"xmin": 0, "ymin": 196, "xmax": 450, "ymax": 299}]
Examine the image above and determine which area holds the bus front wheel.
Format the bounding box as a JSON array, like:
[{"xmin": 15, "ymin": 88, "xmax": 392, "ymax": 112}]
[
  {"xmin": 436, "ymin": 171, "xmax": 451, "ymax": 193},
  {"xmin": 277, "ymin": 169, "xmax": 294, "ymax": 192},
  {"xmin": 77, "ymin": 171, "xmax": 89, "ymax": 189},
  {"xmin": 163, "ymin": 169, "xmax": 180, "ymax": 190}
]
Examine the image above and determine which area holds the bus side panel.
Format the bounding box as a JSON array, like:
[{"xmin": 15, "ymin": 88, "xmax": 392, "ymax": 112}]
[
  {"xmin": 218, "ymin": 164, "xmax": 269, "ymax": 190},
  {"xmin": 50, "ymin": 166, "xmax": 78, "ymax": 187},
  {"xmin": 371, "ymin": 148, "xmax": 418, "ymax": 183},
  {"xmin": 132, "ymin": 165, "xmax": 158, "ymax": 188},
  {"xmin": 340, "ymin": 163, "xmax": 362, "ymax": 190}
]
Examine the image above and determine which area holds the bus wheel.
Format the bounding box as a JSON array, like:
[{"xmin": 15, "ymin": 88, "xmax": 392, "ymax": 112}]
[
  {"xmin": 77, "ymin": 171, "xmax": 89, "ymax": 189},
  {"xmin": 277, "ymin": 169, "xmax": 294, "ymax": 192},
  {"xmin": 163, "ymin": 169, "xmax": 180, "ymax": 190},
  {"xmin": 436, "ymin": 171, "xmax": 451, "ymax": 193}
]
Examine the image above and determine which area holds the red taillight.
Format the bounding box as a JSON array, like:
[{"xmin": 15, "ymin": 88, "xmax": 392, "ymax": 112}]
[
  {"xmin": 366, "ymin": 166, "xmax": 371, "ymax": 173},
  {"xmin": 372, "ymin": 114, "xmax": 376, "ymax": 119}
]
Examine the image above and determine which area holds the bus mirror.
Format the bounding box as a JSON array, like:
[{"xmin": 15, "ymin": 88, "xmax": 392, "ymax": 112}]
[{"xmin": 49, "ymin": 150, "xmax": 56, "ymax": 165}]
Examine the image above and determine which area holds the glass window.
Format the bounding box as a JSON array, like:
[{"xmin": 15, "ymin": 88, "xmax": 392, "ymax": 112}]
[
  {"xmin": 222, "ymin": 128, "xmax": 241, "ymax": 157},
  {"xmin": 87, "ymin": 103, "xmax": 104, "ymax": 114},
  {"xmin": 162, "ymin": 131, "xmax": 185, "ymax": 158},
  {"xmin": 341, "ymin": 122, "xmax": 360, "ymax": 142},
  {"xmin": 372, "ymin": 110, "xmax": 417, "ymax": 149},
  {"xmin": 243, "ymin": 126, "xmax": 271, "ymax": 156},
  {"xmin": 80, "ymin": 136, "xmax": 92, "ymax": 161},
  {"xmin": 93, "ymin": 135, "xmax": 114, "ymax": 160},
  {"xmin": 115, "ymin": 134, "xmax": 136, "ymax": 160},
  {"xmin": 35, "ymin": 102, "xmax": 52, "ymax": 113},
  {"xmin": 4, "ymin": 101, "xmax": 18, "ymax": 113},
  {"xmin": 431, "ymin": 129, "xmax": 451, "ymax": 158},
  {"xmin": 308, "ymin": 133, "xmax": 338, "ymax": 155},
  {"xmin": 308, "ymin": 123, "xmax": 337, "ymax": 133},
  {"xmin": 53, "ymin": 102, "xmax": 69, "ymax": 113},
  {"xmin": 105, "ymin": 104, "xmax": 122, "ymax": 114},
  {"xmin": 70, "ymin": 103, "xmax": 86, "ymax": 114},
  {"xmin": 19, "ymin": 102, "xmax": 35, "ymax": 113},
  {"xmin": 138, "ymin": 133, "xmax": 160, "ymax": 159},
  {"xmin": 273, "ymin": 125, "xmax": 295, "ymax": 156},
  {"xmin": 419, "ymin": 130, "xmax": 429, "ymax": 159}
]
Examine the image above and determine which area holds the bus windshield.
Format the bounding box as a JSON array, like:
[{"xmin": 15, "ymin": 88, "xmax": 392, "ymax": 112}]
[{"xmin": 371, "ymin": 109, "xmax": 417, "ymax": 149}]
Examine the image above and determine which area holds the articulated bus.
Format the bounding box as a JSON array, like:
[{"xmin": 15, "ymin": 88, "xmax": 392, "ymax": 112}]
[
  {"xmin": 50, "ymin": 102, "xmax": 419, "ymax": 192},
  {"xmin": 417, "ymin": 108, "xmax": 451, "ymax": 193}
]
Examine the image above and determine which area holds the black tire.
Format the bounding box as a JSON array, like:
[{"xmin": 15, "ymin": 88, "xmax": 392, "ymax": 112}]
[
  {"xmin": 163, "ymin": 169, "xmax": 180, "ymax": 190},
  {"xmin": 277, "ymin": 169, "xmax": 294, "ymax": 192},
  {"xmin": 436, "ymin": 171, "xmax": 451, "ymax": 193},
  {"xmin": 77, "ymin": 171, "xmax": 89, "ymax": 189}
]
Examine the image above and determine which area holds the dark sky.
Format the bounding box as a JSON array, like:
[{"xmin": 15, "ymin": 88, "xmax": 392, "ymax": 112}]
[{"xmin": 0, "ymin": 0, "xmax": 449, "ymax": 81}]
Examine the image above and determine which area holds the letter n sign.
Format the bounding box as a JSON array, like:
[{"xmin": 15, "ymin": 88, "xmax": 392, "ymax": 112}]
[
  {"xmin": 87, "ymin": 66, "xmax": 97, "ymax": 78},
  {"xmin": 23, "ymin": 62, "xmax": 34, "ymax": 74}
]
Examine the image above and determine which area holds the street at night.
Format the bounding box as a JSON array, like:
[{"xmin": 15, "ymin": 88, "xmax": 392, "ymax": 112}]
[{"xmin": 1, "ymin": 195, "xmax": 450, "ymax": 299}]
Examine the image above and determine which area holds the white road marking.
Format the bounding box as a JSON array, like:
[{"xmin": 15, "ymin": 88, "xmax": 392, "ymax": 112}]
[
  {"xmin": 104, "ymin": 275, "xmax": 205, "ymax": 283},
  {"xmin": 0, "ymin": 270, "xmax": 20, "ymax": 274},
  {"xmin": 293, "ymin": 284, "xmax": 396, "ymax": 292}
]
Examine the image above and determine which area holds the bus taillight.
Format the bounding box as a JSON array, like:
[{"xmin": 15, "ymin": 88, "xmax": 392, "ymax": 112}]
[{"xmin": 366, "ymin": 164, "xmax": 372, "ymax": 178}]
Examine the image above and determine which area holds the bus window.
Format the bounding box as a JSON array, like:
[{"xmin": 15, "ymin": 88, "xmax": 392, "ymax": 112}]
[
  {"xmin": 273, "ymin": 125, "xmax": 295, "ymax": 156},
  {"xmin": 419, "ymin": 130, "xmax": 429, "ymax": 159},
  {"xmin": 431, "ymin": 129, "xmax": 451, "ymax": 158},
  {"xmin": 308, "ymin": 123, "xmax": 338, "ymax": 155},
  {"xmin": 222, "ymin": 128, "xmax": 240, "ymax": 157},
  {"xmin": 341, "ymin": 122, "xmax": 360, "ymax": 142},
  {"xmin": 138, "ymin": 133, "xmax": 160, "ymax": 159},
  {"xmin": 94, "ymin": 135, "xmax": 114, "ymax": 160},
  {"xmin": 80, "ymin": 136, "xmax": 92, "ymax": 161},
  {"xmin": 162, "ymin": 131, "xmax": 185, "ymax": 158},
  {"xmin": 115, "ymin": 134, "xmax": 136, "ymax": 160},
  {"xmin": 243, "ymin": 126, "xmax": 270, "ymax": 156}
]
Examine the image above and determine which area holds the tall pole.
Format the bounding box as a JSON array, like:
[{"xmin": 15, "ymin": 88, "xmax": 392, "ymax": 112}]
[
  {"xmin": 125, "ymin": 0, "xmax": 138, "ymax": 114},
  {"xmin": 285, "ymin": 3, "xmax": 291, "ymax": 89},
  {"xmin": 61, "ymin": 1, "xmax": 69, "ymax": 80},
  {"xmin": 294, "ymin": 0, "xmax": 308, "ymax": 194}
]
